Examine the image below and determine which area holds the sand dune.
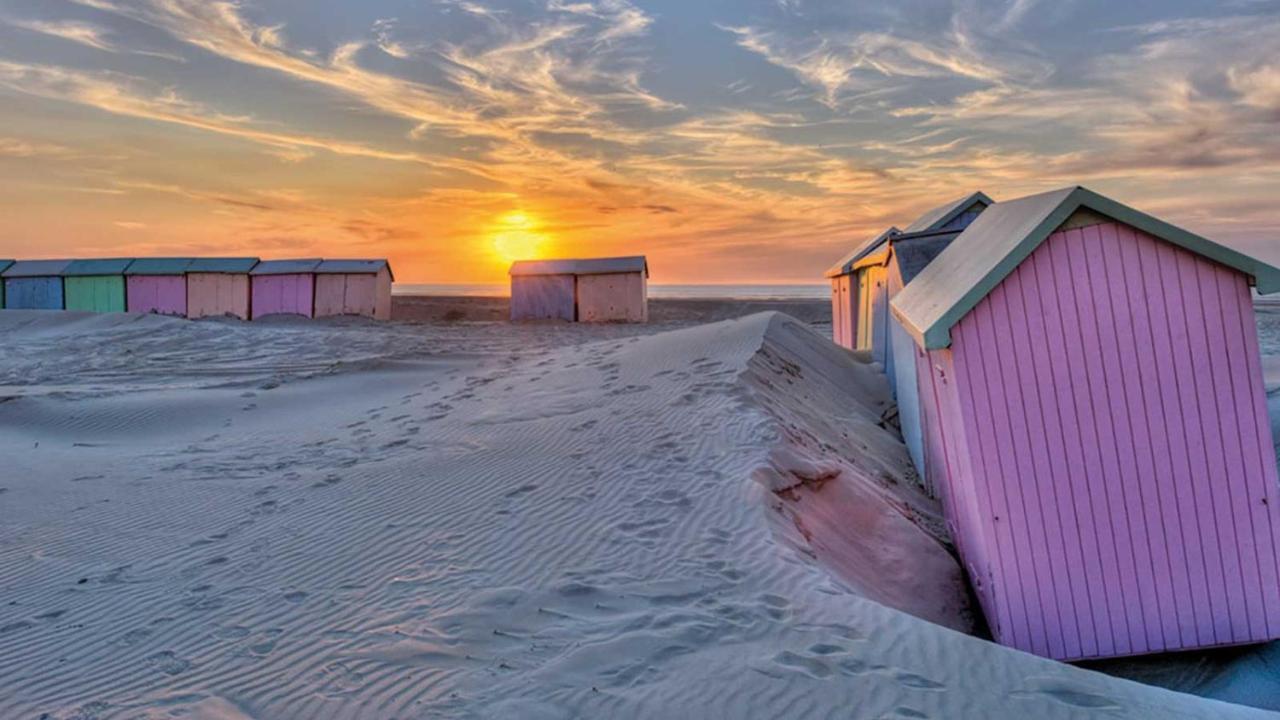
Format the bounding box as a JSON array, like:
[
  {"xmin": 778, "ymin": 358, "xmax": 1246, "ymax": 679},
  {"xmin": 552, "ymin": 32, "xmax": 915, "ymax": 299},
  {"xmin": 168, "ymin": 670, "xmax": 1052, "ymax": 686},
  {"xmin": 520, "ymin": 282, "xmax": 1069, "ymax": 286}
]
[{"xmin": 0, "ymin": 310, "xmax": 1274, "ymax": 718}]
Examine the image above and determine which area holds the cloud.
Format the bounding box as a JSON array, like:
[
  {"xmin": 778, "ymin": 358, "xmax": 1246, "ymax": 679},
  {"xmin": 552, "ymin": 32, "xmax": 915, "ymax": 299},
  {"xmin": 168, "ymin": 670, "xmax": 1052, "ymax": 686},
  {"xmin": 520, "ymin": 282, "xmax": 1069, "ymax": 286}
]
[
  {"xmin": 6, "ymin": 16, "xmax": 186, "ymax": 62},
  {"xmin": 0, "ymin": 136, "xmax": 77, "ymax": 158}
]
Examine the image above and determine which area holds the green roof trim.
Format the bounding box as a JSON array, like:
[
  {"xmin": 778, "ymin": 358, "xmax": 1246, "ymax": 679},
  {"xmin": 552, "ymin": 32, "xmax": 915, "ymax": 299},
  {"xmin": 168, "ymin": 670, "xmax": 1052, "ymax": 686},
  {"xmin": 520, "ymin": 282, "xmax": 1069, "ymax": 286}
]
[{"xmin": 891, "ymin": 185, "xmax": 1280, "ymax": 350}]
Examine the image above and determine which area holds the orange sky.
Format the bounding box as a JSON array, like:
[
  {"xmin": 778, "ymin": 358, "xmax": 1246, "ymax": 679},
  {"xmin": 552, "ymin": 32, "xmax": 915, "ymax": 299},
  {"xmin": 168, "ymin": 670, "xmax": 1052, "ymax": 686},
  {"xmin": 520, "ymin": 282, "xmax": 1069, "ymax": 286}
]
[{"xmin": 1, "ymin": 1, "xmax": 1278, "ymax": 283}]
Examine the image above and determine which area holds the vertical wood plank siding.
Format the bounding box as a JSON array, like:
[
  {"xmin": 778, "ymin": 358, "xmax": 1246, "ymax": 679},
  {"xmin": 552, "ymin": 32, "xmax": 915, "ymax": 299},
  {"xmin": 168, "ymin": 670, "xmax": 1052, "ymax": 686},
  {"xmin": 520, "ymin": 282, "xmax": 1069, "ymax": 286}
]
[{"xmin": 926, "ymin": 220, "xmax": 1280, "ymax": 660}]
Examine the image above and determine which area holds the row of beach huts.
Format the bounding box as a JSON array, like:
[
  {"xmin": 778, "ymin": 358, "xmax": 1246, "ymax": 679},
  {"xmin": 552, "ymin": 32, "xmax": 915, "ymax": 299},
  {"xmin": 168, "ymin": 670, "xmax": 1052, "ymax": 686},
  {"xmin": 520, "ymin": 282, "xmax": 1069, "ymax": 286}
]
[
  {"xmin": 0, "ymin": 258, "xmax": 393, "ymax": 320},
  {"xmin": 825, "ymin": 185, "xmax": 1280, "ymax": 663}
]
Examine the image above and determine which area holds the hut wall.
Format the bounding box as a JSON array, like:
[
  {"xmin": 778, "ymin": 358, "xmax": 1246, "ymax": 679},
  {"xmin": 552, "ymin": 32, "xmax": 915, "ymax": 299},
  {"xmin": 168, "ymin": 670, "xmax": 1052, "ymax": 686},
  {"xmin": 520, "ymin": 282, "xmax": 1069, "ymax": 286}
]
[
  {"xmin": 511, "ymin": 275, "xmax": 575, "ymax": 321},
  {"xmin": 251, "ymin": 274, "xmax": 314, "ymax": 319},
  {"xmin": 313, "ymin": 268, "xmax": 392, "ymax": 320},
  {"xmin": 187, "ymin": 274, "xmax": 250, "ymax": 319},
  {"xmin": 831, "ymin": 275, "xmax": 856, "ymax": 350},
  {"xmin": 127, "ymin": 276, "xmax": 187, "ymax": 316},
  {"xmin": 856, "ymin": 265, "xmax": 890, "ymax": 361},
  {"xmin": 928, "ymin": 220, "xmax": 1280, "ymax": 661},
  {"xmin": 886, "ymin": 259, "xmax": 927, "ymax": 490},
  {"xmin": 65, "ymin": 276, "xmax": 125, "ymax": 313},
  {"xmin": 576, "ymin": 272, "xmax": 647, "ymax": 322},
  {"xmin": 4, "ymin": 277, "xmax": 63, "ymax": 309}
]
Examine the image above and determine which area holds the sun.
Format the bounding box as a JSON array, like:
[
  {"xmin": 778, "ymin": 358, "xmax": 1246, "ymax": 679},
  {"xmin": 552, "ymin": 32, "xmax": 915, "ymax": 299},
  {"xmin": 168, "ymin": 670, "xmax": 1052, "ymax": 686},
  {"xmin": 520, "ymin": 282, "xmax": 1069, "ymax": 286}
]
[{"xmin": 490, "ymin": 210, "xmax": 549, "ymax": 264}]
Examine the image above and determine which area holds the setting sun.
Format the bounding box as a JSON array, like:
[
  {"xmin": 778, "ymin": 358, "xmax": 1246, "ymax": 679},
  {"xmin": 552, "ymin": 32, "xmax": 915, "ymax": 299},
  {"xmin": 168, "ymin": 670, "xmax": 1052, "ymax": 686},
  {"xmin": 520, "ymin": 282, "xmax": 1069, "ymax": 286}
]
[{"xmin": 490, "ymin": 210, "xmax": 550, "ymax": 265}]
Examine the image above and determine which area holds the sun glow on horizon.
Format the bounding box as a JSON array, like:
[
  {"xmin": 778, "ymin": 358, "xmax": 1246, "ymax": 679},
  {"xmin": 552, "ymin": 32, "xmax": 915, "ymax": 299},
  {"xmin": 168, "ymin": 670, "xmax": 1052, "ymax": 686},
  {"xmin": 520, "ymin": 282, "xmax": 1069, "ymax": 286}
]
[{"xmin": 489, "ymin": 210, "xmax": 551, "ymax": 267}]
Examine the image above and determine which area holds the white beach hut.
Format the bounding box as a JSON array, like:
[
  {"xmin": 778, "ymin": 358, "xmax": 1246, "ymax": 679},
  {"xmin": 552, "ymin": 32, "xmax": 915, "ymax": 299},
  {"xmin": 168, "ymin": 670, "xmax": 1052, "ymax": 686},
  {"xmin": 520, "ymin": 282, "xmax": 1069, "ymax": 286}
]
[{"xmin": 510, "ymin": 256, "xmax": 649, "ymax": 322}]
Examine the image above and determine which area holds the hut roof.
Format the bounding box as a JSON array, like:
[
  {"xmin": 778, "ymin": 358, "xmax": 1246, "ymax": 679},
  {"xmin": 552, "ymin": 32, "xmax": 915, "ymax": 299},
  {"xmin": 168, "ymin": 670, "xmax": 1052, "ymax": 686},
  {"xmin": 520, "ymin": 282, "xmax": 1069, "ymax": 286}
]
[
  {"xmin": 825, "ymin": 227, "xmax": 900, "ymax": 278},
  {"xmin": 510, "ymin": 256, "xmax": 648, "ymax": 277},
  {"xmin": 63, "ymin": 258, "xmax": 133, "ymax": 276},
  {"xmin": 187, "ymin": 257, "xmax": 259, "ymax": 273},
  {"xmin": 126, "ymin": 258, "xmax": 195, "ymax": 275},
  {"xmin": 316, "ymin": 259, "xmax": 394, "ymax": 280},
  {"xmin": 901, "ymin": 191, "xmax": 992, "ymax": 234},
  {"xmin": 3, "ymin": 259, "xmax": 73, "ymax": 278},
  {"xmin": 251, "ymin": 259, "xmax": 323, "ymax": 275},
  {"xmin": 892, "ymin": 185, "xmax": 1280, "ymax": 350},
  {"xmin": 0, "ymin": 260, "xmax": 12, "ymax": 275},
  {"xmin": 892, "ymin": 230, "xmax": 963, "ymax": 285}
]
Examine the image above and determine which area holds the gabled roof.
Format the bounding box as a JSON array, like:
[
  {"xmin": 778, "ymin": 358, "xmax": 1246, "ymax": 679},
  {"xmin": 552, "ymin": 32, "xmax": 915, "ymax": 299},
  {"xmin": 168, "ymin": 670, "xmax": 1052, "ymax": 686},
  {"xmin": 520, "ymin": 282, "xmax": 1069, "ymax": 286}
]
[
  {"xmin": 251, "ymin": 259, "xmax": 323, "ymax": 275},
  {"xmin": 0, "ymin": 260, "xmax": 12, "ymax": 275},
  {"xmin": 825, "ymin": 227, "xmax": 900, "ymax": 278},
  {"xmin": 316, "ymin": 259, "xmax": 394, "ymax": 280},
  {"xmin": 3, "ymin": 259, "xmax": 72, "ymax": 278},
  {"xmin": 126, "ymin": 258, "xmax": 194, "ymax": 275},
  {"xmin": 187, "ymin": 257, "xmax": 259, "ymax": 273},
  {"xmin": 510, "ymin": 256, "xmax": 648, "ymax": 277},
  {"xmin": 901, "ymin": 191, "xmax": 993, "ymax": 234},
  {"xmin": 892, "ymin": 186, "xmax": 1280, "ymax": 350},
  {"xmin": 891, "ymin": 230, "xmax": 963, "ymax": 285},
  {"xmin": 63, "ymin": 258, "xmax": 133, "ymax": 276}
]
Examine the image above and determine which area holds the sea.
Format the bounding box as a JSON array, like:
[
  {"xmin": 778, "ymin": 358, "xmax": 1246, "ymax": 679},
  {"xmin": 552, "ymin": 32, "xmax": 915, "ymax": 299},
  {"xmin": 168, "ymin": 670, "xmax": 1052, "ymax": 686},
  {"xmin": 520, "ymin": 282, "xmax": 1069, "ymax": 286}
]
[{"xmin": 393, "ymin": 283, "xmax": 830, "ymax": 300}]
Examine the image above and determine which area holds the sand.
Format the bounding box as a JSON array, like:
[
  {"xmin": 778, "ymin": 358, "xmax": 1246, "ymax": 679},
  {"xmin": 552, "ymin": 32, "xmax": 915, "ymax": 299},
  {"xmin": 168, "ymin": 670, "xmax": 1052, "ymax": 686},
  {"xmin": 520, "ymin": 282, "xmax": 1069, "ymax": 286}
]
[{"xmin": 0, "ymin": 302, "xmax": 1276, "ymax": 719}]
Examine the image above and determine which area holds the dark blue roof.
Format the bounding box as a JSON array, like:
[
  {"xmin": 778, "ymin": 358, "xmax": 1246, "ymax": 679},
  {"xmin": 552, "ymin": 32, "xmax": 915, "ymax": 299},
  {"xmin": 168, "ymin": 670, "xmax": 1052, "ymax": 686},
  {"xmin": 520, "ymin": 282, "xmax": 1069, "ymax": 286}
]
[
  {"xmin": 187, "ymin": 257, "xmax": 259, "ymax": 273},
  {"xmin": 126, "ymin": 258, "xmax": 195, "ymax": 275},
  {"xmin": 315, "ymin": 259, "xmax": 392, "ymax": 277},
  {"xmin": 251, "ymin": 259, "xmax": 323, "ymax": 275},
  {"xmin": 3, "ymin": 259, "xmax": 73, "ymax": 278},
  {"xmin": 63, "ymin": 258, "xmax": 133, "ymax": 276},
  {"xmin": 0, "ymin": 260, "xmax": 12, "ymax": 275}
]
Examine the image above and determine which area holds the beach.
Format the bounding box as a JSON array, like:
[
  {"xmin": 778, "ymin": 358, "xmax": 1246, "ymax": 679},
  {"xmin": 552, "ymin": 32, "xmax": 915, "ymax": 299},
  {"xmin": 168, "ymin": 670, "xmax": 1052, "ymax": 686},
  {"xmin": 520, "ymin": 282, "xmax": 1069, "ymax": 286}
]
[{"xmin": 1, "ymin": 298, "xmax": 1278, "ymax": 719}]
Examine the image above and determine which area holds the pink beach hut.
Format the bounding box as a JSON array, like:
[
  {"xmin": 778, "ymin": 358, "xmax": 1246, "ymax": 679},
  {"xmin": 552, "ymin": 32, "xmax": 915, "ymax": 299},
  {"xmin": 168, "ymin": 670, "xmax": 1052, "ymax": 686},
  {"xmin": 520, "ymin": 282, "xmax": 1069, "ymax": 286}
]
[
  {"xmin": 250, "ymin": 259, "xmax": 321, "ymax": 319},
  {"xmin": 313, "ymin": 259, "xmax": 394, "ymax": 320},
  {"xmin": 126, "ymin": 258, "xmax": 193, "ymax": 316},
  {"xmin": 891, "ymin": 185, "xmax": 1280, "ymax": 661},
  {"xmin": 186, "ymin": 257, "xmax": 258, "ymax": 320}
]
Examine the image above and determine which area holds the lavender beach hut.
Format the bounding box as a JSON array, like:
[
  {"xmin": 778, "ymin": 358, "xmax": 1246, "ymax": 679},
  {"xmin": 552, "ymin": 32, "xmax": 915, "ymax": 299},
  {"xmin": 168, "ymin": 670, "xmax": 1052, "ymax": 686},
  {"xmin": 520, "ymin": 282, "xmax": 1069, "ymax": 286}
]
[
  {"xmin": 186, "ymin": 257, "xmax": 257, "ymax": 320},
  {"xmin": 250, "ymin": 259, "xmax": 321, "ymax": 320},
  {"xmin": 892, "ymin": 186, "xmax": 1280, "ymax": 661},
  {"xmin": 126, "ymin": 258, "xmax": 193, "ymax": 316},
  {"xmin": 826, "ymin": 228, "xmax": 898, "ymax": 353},
  {"xmin": 2, "ymin": 260, "xmax": 70, "ymax": 309},
  {"xmin": 313, "ymin": 259, "xmax": 394, "ymax": 320}
]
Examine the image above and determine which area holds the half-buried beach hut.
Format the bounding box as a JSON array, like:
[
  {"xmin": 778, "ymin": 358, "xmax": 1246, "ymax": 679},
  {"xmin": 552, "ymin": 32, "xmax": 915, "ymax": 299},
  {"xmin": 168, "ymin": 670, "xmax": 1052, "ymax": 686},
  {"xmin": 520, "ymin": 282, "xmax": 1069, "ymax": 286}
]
[
  {"xmin": 186, "ymin": 257, "xmax": 257, "ymax": 320},
  {"xmin": 2, "ymin": 260, "xmax": 69, "ymax": 309},
  {"xmin": 826, "ymin": 228, "xmax": 898, "ymax": 353},
  {"xmin": 510, "ymin": 256, "xmax": 648, "ymax": 322},
  {"xmin": 126, "ymin": 257, "xmax": 193, "ymax": 316},
  {"xmin": 62, "ymin": 258, "xmax": 131, "ymax": 313},
  {"xmin": 313, "ymin": 259, "xmax": 394, "ymax": 320},
  {"xmin": 892, "ymin": 185, "xmax": 1280, "ymax": 662},
  {"xmin": 251, "ymin": 259, "xmax": 321, "ymax": 320}
]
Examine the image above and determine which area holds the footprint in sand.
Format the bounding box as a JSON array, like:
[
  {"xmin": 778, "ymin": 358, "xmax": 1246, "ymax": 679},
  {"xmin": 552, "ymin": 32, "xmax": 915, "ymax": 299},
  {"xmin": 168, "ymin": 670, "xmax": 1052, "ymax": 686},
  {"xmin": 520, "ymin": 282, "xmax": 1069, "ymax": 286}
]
[{"xmin": 145, "ymin": 650, "xmax": 192, "ymax": 676}]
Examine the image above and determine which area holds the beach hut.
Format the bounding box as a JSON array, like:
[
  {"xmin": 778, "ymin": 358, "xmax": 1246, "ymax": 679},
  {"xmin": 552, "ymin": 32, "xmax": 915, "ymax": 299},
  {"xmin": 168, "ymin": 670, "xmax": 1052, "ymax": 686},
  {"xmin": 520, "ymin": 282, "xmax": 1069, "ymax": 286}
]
[
  {"xmin": 3, "ymin": 260, "xmax": 70, "ymax": 310},
  {"xmin": 891, "ymin": 185, "xmax": 1280, "ymax": 662},
  {"xmin": 186, "ymin": 257, "xmax": 258, "ymax": 320},
  {"xmin": 825, "ymin": 228, "xmax": 898, "ymax": 352},
  {"xmin": 0, "ymin": 260, "xmax": 11, "ymax": 308},
  {"xmin": 509, "ymin": 256, "xmax": 648, "ymax": 322},
  {"xmin": 62, "ymin": 259, "xmax": 131, "ymax": 313},
  {"xmin": 883, "ymin": 228, "xmax": 967, "ymax": 493},
  {"xmin": 313, "ymin": 259, "xmax": 394, "ymax": 320},
  {"xmin": 126, "ymin": 258, "xmax": 193, "ymax": 316},
  {"xmin": 825, "ymin": 192, "xmax": 992, "ymax": 359},
  {"xmin": 250, "ymin": 259, "xmax": 321, "ymax": 320}
]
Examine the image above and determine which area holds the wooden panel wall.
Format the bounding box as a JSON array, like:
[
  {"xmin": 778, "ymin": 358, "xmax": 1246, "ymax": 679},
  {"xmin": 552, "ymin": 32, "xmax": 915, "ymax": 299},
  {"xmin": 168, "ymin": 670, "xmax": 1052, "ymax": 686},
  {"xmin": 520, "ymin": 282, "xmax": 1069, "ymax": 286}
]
[
  {"xmin": 933, "ymin": 220, "xmax": 1280, "ymax": 661},
  {"xmin": 577, "ymin": 272, "xmax": 647, "ymax": 322},
  {"xmin": 127, "ymin": 276, "xmax": 187, "ymax": 316},
  {"xmin": 65, "ymin": 276, "xmax": 125, "ymax": 313},
  {"xmin": 187, "ymin": 274, "xmax": 250, "ymax": 320},
  {"xmin": 511, "ymin": 275, "xmax": 575, "ymax": 321},
  {"xmin": 251, "ymin": 274, "xmax": 315, "ymax": 319},
  {"xmin": 4, "ymin": 278, "xmax": 64, "ymax": 309}
]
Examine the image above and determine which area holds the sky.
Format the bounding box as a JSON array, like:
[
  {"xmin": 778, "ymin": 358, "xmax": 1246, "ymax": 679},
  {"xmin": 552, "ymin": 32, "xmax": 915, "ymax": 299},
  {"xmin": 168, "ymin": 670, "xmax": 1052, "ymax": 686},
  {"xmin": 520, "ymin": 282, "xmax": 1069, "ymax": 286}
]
[{"xmin": 0, "ymin": 0, "xmax": 1278, "ymax": 283}]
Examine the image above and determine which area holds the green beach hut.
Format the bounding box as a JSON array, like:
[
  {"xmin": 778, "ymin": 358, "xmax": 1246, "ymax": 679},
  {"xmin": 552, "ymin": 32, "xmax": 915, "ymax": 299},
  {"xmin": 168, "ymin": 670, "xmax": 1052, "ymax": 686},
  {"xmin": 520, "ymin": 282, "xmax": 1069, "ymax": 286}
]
[
  {"xmin": 0, "ymin": 260, "xmax": 12, "ymax": 308},
  {"xmin": 62, "ymin": 259, "xmax": 133, "ymax": 313}
]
